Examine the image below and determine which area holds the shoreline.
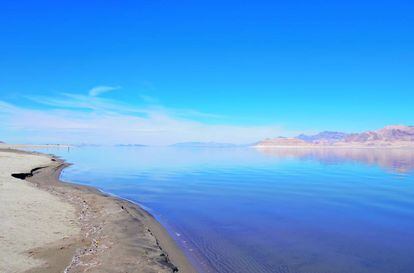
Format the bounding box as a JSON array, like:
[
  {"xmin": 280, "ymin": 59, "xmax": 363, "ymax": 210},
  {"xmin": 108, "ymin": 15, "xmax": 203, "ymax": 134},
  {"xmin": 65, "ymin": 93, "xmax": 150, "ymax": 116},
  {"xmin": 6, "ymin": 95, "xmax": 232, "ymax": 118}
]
[{"xmin": 1, "ymin": 148, "xmax": 196, "ymax": 273}]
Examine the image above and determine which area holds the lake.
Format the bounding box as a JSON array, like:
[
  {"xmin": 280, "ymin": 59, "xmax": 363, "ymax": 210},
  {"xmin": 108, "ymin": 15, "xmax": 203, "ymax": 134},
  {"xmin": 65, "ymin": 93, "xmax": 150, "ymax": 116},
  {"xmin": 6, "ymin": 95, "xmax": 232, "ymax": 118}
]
[{"xmin": 35, "ymin": 146, "xmax": 414, "ymax": 273}]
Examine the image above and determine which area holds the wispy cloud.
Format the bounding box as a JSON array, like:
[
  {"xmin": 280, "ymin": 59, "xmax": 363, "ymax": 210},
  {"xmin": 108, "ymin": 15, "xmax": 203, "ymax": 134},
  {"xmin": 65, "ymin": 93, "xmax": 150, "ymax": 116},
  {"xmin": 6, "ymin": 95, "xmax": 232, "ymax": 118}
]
[
  {"xmin": 0, "ymin": 89, "xmax": 290, "ymax": 145},
  {"xmin": 88, "ymin": 85, "xmax": 121, "ymax": 97},
  {"xmin": 27, "ymin": 93, "xmax": 150, "ymax": 116}
]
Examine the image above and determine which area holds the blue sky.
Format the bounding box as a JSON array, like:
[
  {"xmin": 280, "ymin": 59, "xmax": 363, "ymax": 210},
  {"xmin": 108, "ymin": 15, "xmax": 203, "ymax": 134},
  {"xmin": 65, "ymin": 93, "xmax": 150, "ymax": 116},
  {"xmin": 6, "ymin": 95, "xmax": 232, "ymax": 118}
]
[{"xmin": 0, "ymin": 1, "xmax": 413, "ymax": 144}]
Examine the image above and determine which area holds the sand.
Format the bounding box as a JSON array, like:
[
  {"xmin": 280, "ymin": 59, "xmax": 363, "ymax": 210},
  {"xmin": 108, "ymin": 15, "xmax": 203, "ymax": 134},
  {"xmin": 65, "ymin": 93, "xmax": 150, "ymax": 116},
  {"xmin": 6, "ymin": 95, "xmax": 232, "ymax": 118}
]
[
  {"xmin": 0, "ymin": 151, "xmax": 80, "ymax": 272},
  {"xmin": 0, "ymin": 148, "xmax": 196, "ymax": 273}
]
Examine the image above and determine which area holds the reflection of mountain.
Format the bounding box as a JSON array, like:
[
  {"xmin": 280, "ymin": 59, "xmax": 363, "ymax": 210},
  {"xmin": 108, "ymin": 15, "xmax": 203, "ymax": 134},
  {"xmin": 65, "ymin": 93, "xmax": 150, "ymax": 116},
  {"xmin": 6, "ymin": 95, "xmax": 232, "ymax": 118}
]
[
  {"xmin": 256, "ymin": 125, "xmax": 414, "ymax": 147},
  {"xmin": 256, "ymin": 147, "xmax": 414, "ymax": 173}
]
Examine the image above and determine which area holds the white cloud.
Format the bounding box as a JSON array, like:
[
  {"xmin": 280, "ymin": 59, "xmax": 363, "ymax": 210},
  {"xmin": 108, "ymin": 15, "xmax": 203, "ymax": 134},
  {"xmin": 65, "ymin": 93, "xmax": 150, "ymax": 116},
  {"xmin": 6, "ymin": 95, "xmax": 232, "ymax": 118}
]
[
  {"xmin": 0, "ymin": 92, "xmax": 291, "ymax": 145},
  {"xmin": 88, "ymin": 85, "xmax": 120, "ymax": 97}
]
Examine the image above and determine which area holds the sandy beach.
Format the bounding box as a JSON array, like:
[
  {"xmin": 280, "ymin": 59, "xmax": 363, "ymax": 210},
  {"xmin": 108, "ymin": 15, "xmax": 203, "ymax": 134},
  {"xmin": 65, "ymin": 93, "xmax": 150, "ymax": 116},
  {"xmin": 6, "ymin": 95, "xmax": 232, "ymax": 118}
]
[{"xmin": 0, "ymin": 148, "xmax": 195, "ymax": 273}]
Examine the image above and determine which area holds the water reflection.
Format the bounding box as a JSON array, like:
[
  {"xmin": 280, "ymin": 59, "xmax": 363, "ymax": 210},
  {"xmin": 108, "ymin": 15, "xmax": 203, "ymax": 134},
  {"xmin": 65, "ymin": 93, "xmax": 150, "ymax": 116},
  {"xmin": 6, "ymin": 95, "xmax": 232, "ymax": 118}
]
[
  {"xmin": 29, "ymin": 146, "xmax": 414, "ymax": 273},
  {"xmin": 256, "ymin": 147, "xmax": 414, "ymax": 173}
]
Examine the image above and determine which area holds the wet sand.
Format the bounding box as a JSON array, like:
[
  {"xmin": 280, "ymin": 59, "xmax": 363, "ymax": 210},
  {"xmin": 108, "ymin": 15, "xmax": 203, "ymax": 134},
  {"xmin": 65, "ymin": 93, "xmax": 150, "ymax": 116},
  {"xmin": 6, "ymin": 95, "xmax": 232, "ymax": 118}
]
[{"xmin": 0, "ymin": 148, "xmax": 195, "ymax": 273}]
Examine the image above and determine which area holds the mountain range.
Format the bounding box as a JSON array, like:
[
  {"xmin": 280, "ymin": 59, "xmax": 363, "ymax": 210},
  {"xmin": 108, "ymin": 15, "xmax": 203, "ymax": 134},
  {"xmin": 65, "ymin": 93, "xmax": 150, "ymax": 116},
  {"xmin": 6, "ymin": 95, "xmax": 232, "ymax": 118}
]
[{"xmin": 255, "ymin": 125, "xmax": 414, "ymax": 148}]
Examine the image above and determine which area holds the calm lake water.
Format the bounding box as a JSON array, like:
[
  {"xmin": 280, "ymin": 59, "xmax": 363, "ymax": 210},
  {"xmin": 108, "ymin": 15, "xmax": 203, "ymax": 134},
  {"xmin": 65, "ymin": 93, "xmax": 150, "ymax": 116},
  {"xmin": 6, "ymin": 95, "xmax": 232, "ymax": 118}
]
[{"xmin": 35, "ymin": 147, "xmax": 414, "ymax": 273}]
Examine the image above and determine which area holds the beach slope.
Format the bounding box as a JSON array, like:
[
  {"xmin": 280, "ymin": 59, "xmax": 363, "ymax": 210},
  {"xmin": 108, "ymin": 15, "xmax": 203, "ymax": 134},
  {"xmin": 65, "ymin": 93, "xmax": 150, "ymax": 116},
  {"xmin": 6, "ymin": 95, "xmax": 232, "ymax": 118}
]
[{"xmin": 0, "ymin": 149, "xmax": 195, "ymax": 273}]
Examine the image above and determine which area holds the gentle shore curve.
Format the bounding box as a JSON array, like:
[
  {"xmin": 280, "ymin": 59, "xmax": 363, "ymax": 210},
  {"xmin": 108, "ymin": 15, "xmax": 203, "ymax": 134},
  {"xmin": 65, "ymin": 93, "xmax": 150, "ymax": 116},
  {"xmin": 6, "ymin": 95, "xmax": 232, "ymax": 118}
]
[{"xmin": 0, "ymin": 148, "xmax": 196, "ymax": 273}]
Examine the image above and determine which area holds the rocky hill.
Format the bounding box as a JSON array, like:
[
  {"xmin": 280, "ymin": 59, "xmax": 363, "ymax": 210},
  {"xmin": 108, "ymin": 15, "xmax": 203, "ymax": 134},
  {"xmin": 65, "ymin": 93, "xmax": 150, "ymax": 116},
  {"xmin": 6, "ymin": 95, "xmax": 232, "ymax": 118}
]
[
  {"xmin": 256, "ymin": 137, "xmax": 312, "ymax": 147},
  {"xmin": 297, "ymin": 131, "xmax": 349, "ymax": 144},
  {"xmin": 338, "ymin": 125, "xmax": 414, "ymax": 146},
  {"xmin": 255, "ymin": 125, "xmax": 414, "ymax": 147}
]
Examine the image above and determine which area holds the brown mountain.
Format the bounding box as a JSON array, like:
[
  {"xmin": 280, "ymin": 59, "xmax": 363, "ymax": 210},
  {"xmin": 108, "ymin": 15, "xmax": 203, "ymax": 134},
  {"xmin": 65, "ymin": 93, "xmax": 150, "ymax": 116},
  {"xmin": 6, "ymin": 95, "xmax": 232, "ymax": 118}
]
[
  {"xmin": 297, "ymin": 131, "xmax": 349, "ymax": 144},
  {"xmin": 255, "ymin": 125, "xmax": 414, "ymax": 147},
  {"xmin": 256, "ymin": 137, "xmax": 312, "ymax": 147},
  {"xmin": 344, "ymin": 125, "xmax": 414, "ymax": 142}
]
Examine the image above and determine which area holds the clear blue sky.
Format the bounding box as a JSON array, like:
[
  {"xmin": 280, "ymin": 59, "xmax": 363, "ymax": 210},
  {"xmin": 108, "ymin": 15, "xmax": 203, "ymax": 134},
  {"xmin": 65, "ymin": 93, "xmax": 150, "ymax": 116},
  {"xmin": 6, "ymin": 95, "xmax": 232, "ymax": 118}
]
[{"xmin": 0, "ymin": 1, "xmax": 413, "ymax": 144}]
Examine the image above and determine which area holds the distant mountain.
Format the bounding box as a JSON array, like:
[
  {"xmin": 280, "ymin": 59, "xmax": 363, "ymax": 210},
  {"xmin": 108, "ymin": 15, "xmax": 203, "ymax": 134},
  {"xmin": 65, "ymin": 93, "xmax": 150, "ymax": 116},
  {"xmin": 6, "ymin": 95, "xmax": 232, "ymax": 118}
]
[
  {"xmin": 339, "ymin": 125, "xmax": 414, "ymax": 146},
  {"xmin": 73, "ymin": 144, "xmax": 102, "ymax": 147},
  {"xmin": 255, "ymin": 125, "xmax": 414, "ymax": 148},
  {"xmin": 171, "ymin": 142, "xmax": 239, "ymax": 148},
  {"xmin": 297, "ymin": 131, "xmax": 349, "ymax": 144},
  {"xmin": 116, "ymin": 144, "xmax": 147, "ymax": 147},
  {"xmin": 254, "ymin": 137, "xmax": 312, "ymax": 147}
]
